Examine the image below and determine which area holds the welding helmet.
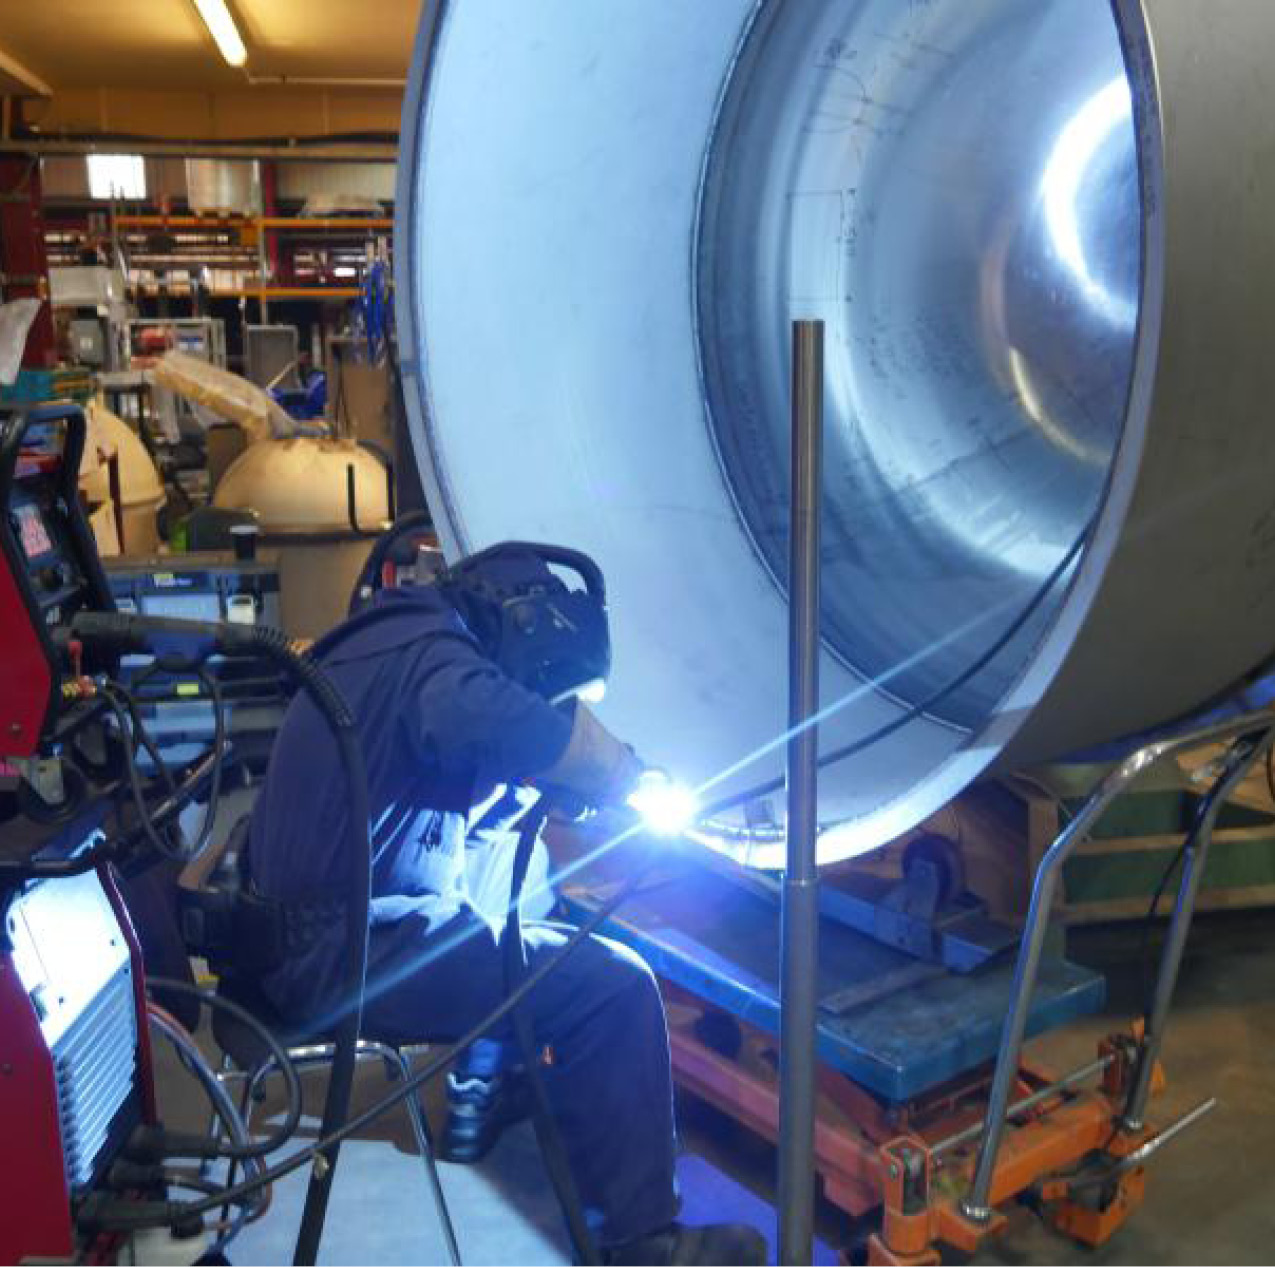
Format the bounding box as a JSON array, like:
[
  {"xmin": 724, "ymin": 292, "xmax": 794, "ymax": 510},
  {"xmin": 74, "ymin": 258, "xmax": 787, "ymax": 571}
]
[{"xmin": 436, "ymin": 541, "xmax": 611, "ymax": 703}]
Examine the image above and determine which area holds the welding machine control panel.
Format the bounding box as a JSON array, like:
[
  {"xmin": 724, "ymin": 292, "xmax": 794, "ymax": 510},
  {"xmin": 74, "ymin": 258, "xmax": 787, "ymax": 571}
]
[
  {"xmin": 9, "ymin": 471, "xmax": 93, "ymax": 626},
  {"xmin": 0, "ymin": 404, "xmax": 116, "ymax": 758}
]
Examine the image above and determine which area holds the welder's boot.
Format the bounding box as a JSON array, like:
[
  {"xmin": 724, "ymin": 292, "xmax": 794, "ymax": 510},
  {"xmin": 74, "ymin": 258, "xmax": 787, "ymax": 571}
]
[
  {"xmin": 440, "ymin": 1066, "xmax": 532, "ymax": 1163},
  {"xmin": 602, "ymin": 1221, "xmax": 768, "ymax": 1266}
]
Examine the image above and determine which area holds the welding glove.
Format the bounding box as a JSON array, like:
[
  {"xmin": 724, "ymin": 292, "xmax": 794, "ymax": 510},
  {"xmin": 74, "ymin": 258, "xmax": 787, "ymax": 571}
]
[{"xmin": 536, "ymin": 702, "xmax": 644, "ymax": 811}]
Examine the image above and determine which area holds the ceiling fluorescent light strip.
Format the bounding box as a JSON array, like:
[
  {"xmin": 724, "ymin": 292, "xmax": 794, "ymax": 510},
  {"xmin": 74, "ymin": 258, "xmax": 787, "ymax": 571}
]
[{"xmin": 193, "ymin": 0, "xmax": 248, "ymax": 67}]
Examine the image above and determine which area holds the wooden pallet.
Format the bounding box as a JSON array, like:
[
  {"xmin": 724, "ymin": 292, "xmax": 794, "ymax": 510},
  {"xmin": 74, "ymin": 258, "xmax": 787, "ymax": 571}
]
[{"xmin": 1025, "ymin": 743, "xmax": 1275, "ymax": 924}]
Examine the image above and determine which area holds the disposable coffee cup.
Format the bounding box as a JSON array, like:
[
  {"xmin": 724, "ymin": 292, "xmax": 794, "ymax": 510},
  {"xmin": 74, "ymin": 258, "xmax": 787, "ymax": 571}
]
[
  {"xmin": 226, "ymin": 594, "xmax": 257, "ymax": 626},
  {"xmin": 230, "ymin": 523, "xmax": 259, "ymax": 561}
]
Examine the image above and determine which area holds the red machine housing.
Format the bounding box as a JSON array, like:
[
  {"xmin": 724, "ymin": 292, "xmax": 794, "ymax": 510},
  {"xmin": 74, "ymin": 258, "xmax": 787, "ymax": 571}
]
[
  {"xmin": 0, "ymin": 859, "xmax": 155, "ymax": 1263},
  {"xmin": 0, "ymin": 403, "xmax": 153, "ymax": 1260},
  {"xmin": 0, "ymin": 403, "xmax": 116, "ymax": 758},
  {"xmin": 0, "ymin": 533, "xmax": 52, "ymax": 758},
  {"xmin": 0, "ymin": 934, "xmax": 73, "ymax": 1259}
]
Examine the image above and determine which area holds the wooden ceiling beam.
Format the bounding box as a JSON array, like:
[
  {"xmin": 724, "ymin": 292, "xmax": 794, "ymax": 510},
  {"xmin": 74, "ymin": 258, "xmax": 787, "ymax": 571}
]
[
  {"xmin": 5, "ymin": 137, "xmax": 397, "ymax": 161},
  {"xmin": 15, "ymin": 83, "xmax": 400, "ymax": 151}
]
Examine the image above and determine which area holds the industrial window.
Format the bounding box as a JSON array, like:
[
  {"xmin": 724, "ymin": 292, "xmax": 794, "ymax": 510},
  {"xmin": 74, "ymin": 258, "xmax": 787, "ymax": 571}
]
[{"xmin": 86, "ymin": 154, "xmax": 147, "ymax": 201}]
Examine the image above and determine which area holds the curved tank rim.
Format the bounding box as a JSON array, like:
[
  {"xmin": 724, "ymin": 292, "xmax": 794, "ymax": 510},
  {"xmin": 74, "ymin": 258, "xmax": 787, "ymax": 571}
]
[{"xmin": 392, "ymin": 0, "xmax": 1187, "ymax": 870}]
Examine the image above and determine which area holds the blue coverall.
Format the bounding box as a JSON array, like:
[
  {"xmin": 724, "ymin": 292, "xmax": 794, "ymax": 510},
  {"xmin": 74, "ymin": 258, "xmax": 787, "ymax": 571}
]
[{"xmin": 248, "ymin": 587, "xmax": 678, "ymax": 1246}]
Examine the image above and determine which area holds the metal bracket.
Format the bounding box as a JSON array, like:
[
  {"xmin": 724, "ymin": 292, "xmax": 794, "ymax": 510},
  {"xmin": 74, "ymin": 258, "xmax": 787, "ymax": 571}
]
[{"xmin": 819, "ymin": 872, "xmax": 1017, "ymax": 974}]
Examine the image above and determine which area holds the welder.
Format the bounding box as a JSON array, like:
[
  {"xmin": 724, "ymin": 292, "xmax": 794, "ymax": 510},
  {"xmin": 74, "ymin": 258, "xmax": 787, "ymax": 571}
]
[{"xmin": 246, "ymin": 542, "xmax": 765, "ymax": 1266}]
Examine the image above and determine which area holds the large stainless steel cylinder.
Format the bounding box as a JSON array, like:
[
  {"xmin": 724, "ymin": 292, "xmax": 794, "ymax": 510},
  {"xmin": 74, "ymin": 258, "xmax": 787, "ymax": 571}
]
[{"xmin": 395, "ymin": 1, "xmax": 1275, "ymax": 868}]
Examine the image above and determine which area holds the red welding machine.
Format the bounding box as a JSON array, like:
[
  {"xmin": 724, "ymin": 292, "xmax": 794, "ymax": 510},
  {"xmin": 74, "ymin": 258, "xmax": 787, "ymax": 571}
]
[{"xmin": 0, "ymin": 402, "xmax": 155, "ymax": 1262}]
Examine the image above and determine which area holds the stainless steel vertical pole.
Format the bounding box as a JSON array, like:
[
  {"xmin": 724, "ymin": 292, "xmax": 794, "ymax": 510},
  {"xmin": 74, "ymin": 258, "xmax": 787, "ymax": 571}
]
[{"xmin": 778, "ymin": 319, "xmax": 823, "ymax": 1266}]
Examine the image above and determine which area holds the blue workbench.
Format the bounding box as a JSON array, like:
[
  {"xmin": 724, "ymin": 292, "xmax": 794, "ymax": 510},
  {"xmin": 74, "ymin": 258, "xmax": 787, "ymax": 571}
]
[{"xmin": 561, "ymin": 859, "xmax": 1104, "ymax": 1103}]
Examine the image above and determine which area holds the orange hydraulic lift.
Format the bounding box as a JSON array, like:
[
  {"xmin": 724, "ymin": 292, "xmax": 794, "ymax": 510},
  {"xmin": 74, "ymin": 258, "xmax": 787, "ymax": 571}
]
[{"xmin": 564, "ymin": 708, "xmax": 1271, "ymax": 1263}]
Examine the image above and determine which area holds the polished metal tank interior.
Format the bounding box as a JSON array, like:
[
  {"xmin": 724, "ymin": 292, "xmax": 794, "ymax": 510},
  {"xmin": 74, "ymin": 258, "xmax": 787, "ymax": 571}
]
[
  {"xmin": 698, "ymin": 1, "xmax": 1138, "ymax": 731},
  {"xmin": 396, "ymin": 0, "xmax": 1275, "ymax": 867}
]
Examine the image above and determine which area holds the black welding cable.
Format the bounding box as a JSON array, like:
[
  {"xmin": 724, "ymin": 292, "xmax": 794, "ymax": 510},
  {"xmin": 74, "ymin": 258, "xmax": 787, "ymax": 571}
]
[
  {"xmin": 99, "ymin": 689, "xmax": 184, "ymax": 861},
  {"xmin": 145, "ymin": 1004, "xmax": 272, "ymax": 1244},
  {"xmin": 146, "ymin": 1002, "xmax": 257, "ymax": 1155},
  {"xmin": 105, "ymin": 678, "xmax": 178, "ymax": 797},
  {"xmin": 162, "ymin": 1173, "xmax": 233, "ymax": 1195},
  {"xmin": 144, "ymin": 978, "xmax": 304, "ymax": 1162},
  {"xmin": 103, "ymin": 668, "xmax": 231, "ymax": 868},
  {"xmin": 229, "ymin": 626, "xmax": 371, "ymax": 1267},
  {"xmin": 701, "ymin": 520, "xmax": 1093, "ymax": 821},
  {"xmin": 101, "ymin": 864, "xmax": 654, "ymax": 1234},
  {"xmin": 65, "ymin": 610, "xmax": 372, "ymax": 1265},
  {"xmin": 505, "ymin": 800, "xmax": 600, "ymax": 1264},
  {"xmin": 148, "ymin": 994, "xmax": 278, "ymax": 1247},
  {"xmin": 1, "ymin": 744, "xmax": 224, "ymax": 884},
  {"xmin": 92, "ymin": 664, "xmax": 225, "ymax": 868},
  {"xmin": 1136, "ymin": 837, "xmax": 1189, "ymax": 1018},
  {"xmin": 186, "ymin": 665, "xmax": 226, "ymax": 859},
  {"xmin": 116, "ymin": 659, "xmax": 229, "ymax": 860}
]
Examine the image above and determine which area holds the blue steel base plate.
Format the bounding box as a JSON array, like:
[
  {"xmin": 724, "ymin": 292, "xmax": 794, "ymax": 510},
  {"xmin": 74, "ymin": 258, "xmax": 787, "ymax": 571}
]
[{"xmin": 561, "ymin": 859, "xmax": 1104, "ymax": 1104}]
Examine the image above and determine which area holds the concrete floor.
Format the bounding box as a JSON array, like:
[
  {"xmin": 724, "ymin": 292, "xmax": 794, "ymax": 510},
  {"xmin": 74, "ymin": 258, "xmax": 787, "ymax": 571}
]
[
  {"xmin": 137, "ymin": 908, "xmax": 1275, "ymax": 1265},
  {"xmin": 978, "ymin": 910, "xmax": 1275, "ymax": 1266},
  {"xmin": 136, "ymin": 1058, "xmax": 834, "ymax": 1266}
]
